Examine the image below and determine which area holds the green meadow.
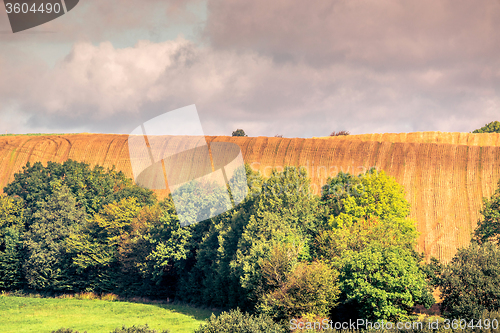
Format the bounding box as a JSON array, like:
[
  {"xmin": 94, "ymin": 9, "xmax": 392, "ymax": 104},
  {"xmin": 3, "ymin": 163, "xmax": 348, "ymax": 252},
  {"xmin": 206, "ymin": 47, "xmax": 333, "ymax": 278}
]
[{"xmin": 0, "ymin": 295, "xmax": 215, "ymax": 333}]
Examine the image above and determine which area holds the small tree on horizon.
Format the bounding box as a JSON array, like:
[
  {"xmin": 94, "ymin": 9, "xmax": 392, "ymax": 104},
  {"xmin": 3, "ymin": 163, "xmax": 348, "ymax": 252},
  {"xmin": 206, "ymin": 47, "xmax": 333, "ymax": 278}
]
[
  {"xmin": 232, "ymin": 129, "xmax": 247, "ymax": 137},
  {"xmin": 473, "ymin": 121, "xmax": 500, "ymax": 133},
  {"xmin": 330, "ymin": 130, "xmax": 350, "ymax": 136}
]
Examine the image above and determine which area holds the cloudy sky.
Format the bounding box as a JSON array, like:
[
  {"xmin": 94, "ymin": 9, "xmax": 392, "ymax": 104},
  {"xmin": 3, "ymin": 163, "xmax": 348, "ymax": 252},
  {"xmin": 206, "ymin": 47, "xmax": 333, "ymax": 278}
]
[{"xmin": 1, "ymin": 0, "xmax": 499, "ymax": 137}]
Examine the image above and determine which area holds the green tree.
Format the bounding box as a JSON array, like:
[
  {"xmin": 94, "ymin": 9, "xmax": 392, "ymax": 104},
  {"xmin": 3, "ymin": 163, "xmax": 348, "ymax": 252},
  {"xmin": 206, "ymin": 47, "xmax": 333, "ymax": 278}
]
[
  {"xmin": 339, "ymin": 244, "xmax": 431, "ymax": 321},
  {"xmin": 0, "ymin": 227, "xmax": 23, "ymax": 290},
  {"xmin": 438, "ymin": 242, "xmax": 500, "ymax": 319},
  {"xmin": 4, "ymin": 160, "xmax": 155, "ymax": 222},
  {"xmin": 321, "ymin": 169, "xmax": 410, "ymax": 228},
  {"xmin": 473, "ymin": 121, "xmax": 500, "ymax": 133},
  {"xmin": 257, "ymin": 243, "xmax": 340, "ymax": 321},
  {"xmin": 0, "ymin": 195, "xmax": 25, "ymax": 234},
  {"xmin": 170, "ymin": 179, "xmax": 232, "ymax": 227},
  {"xmin": 140, "ymin": 197, "xmax": 194, "ymax": 297},
  {"xmin": 474, "ymin": 179, "xmax": 500, "ymax": 244},
  {"xmin": 231, "ymin": 167, "xmax": 320, "ymax": 305},
  {"xmin": 318, "ymin": 169, "xmax": 432, "ymax": 321},
  {"xmin": 0, "ymin": 196, "xmax": 25, "ymax": 290},
  {"xmin": 232, "ymin": 129, "xmax": 248, "ymax": 137},
  {"xmin": 23, "ymin": 182, "xmax": 86, "ymax": 291},
  {"xmin": 66, "ymin": 197, "xmax": 142, "ymax": 293},
  {"xmin": 315, "ymin": 216, "xmax": 418, "ymax": 268},
  {"xmin": 176, "ymin": 164, "xmax": 263, "ymax": 307}
]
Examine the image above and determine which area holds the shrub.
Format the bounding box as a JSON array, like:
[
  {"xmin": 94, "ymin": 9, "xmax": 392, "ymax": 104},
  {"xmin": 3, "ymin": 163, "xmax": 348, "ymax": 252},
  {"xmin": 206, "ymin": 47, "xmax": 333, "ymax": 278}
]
[
  {"xmin": 101, "ymin": 293, "xmax": 119, "ymax": 301},
  {"xmin": 329, "ymin": 130, "xmax": 350, "ymax": 136},
  {"xmin": 52, "ymin": 329, "xmax": 86, "ymax": 333},
  {"xmin": 232, "ymin": 129, "xmax": 247, "ymax": 137},
  {"xmin": 194, "ymin": 308, "xmax": 286, "ymax": 333},
  {"xmin": 110, "ymin": 325, "xmax": 169, "ymax": 333},
  {"xmin": 257, "ymin": 260, "xmax": 340, "ymax": 322}
]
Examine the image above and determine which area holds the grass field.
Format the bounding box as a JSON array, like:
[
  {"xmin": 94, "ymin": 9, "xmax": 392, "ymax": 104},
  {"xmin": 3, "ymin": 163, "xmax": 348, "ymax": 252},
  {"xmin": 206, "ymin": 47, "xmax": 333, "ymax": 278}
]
[{"xmin": 0, "ymin": 295, "xmax": 215, "ymax": 333}]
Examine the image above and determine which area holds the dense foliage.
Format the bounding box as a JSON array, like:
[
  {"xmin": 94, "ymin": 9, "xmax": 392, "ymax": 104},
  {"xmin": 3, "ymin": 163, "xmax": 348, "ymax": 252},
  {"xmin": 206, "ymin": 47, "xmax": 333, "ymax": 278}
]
[
  {"xmin": 0, "ymin": 160, "xmax": 438, "ymax": 323},
  {"xmin": 317, "ymin": 170, "xmax": 433, "ymax": 321},
  {"xmin": 473, "ymin": 121, "xmax": 500, "ymax": 133},
  {"xmin": 474, "ymin": 178, "xmax": 500, "ymax": 244},
  {"xmin": 194, "ymin": 309, "xmax": 285, "ymax": 333},
  {"xmin": 437, "ymin": 242, "xmax": 500, "ymax": 319}
]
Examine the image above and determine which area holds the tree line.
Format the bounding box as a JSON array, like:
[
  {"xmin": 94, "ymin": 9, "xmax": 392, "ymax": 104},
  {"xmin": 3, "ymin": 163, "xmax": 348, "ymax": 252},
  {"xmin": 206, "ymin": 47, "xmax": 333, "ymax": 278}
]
[{"xmin": 0, "ymin": 159, "xmax": 499, "ymax": 325}]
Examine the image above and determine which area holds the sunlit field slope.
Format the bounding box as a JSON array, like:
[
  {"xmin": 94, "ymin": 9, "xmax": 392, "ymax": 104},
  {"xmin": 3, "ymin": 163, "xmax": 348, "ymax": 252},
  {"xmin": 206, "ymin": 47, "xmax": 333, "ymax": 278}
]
[
  {"xmin": 1, "ymin": 132, "xmax": 500, "ymax": 262},
  {"xmin": 0, "ymin": 295, "xmax": 211, "ymax": 333}
]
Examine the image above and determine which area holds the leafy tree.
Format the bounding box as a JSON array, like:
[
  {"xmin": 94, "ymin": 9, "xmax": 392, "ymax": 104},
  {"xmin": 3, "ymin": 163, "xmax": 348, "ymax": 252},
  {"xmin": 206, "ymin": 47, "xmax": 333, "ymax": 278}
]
[
  {"xmin": 176, "ymin": 164, "xmax": 263, "ymax": 307},
  {"xmin": 474, "ymin": 179, "xmax": 500, "ymax": 244},
  {"xmin": 23, "ymin": 182, "xmax": 86, "ymax": 291},
  {"xmin": 0, "ymin": 195, "xmax": 25, "ymax": 234},
  {"xmin": 232, "ymin": 129, "xmax": 248, "ymax": 137},
  {"xmin": 339, "ymin": 244, "xmax": 432, "ymax": 321},
  {"xmin": 473, "ymin": 121, "xmax": 500, "ymax": 133},
  {"xmin": 0, "ymin": 227, "xmax": 23, "ymax": 290},
  {"xmin": 0, "ymin": 195, "xmax": 25, "ymax": 289},
  {"xmin": 257, "ymin": 243, "xmax": 340, "ymax": 321},
  {"xmin": 315, "ymin": 216, "xmax": 418, "ymax": 268},
  {"xmin": 177, "ymin": 166, "xmax": 322, "ymax": 310},
  {"xmin": 139, "ymin": 197, "xmax": 194, "ymax": 297},
  {"xmin": 321, "ymin": 169, "xmax": 410, "ymax": 228},
  {"xmin": 438, "ymin": 242, "xmax": 500, "ymax": 319},
  {"xmin": 231, "ymin": 167, "xmax": 321, "ymax": 305},
  {"xmin": 318, "ymin": 169, "xmax": 432, "ymax": 321},
  {"xmin": 170, "ymin": 179, "xmax": 232, "ymax": 227},
  {"xmin": 4, "ymin": 160, "xmax": 155, "ymax": 222},
  {"xmin": 66, "ymin": 197, "xmax": 142, "ymax": 293}
]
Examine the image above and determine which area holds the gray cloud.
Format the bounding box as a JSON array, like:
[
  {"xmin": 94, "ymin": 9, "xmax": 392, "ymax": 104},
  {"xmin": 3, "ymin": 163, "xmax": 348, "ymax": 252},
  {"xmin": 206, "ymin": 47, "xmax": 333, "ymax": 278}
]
[
  {"xmin": 1, "ymin": 0, "xmax": 499, "ymax": 137},
  {"xmin": 204, "ymin": 0, "xmax": 500, "ymax": 69}
]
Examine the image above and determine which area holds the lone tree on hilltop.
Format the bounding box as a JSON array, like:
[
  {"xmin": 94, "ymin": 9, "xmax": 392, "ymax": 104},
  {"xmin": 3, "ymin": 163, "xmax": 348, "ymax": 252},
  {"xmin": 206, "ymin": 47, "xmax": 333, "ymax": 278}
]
[
  {"xmin": 232, "ymin": 129, "xmax": 247, "ymax": 137},
  {"xmin": 473, "ymin": 121, "xmax": 500, "ymax": 133}
]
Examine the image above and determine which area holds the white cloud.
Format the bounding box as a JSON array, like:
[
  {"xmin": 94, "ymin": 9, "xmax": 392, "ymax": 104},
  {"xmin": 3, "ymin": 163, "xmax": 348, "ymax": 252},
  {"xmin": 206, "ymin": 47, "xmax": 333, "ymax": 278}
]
[{"xmin": 2, "ymin": 0, "xmax": 500, "ymax": 136}]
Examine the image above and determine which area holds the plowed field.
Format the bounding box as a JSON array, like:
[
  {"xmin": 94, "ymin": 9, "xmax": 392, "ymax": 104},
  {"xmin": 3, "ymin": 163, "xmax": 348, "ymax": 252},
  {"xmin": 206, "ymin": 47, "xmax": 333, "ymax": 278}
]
[{"xmin": 2, "ymin": 132, "xmax": 499, "ymax": 262}]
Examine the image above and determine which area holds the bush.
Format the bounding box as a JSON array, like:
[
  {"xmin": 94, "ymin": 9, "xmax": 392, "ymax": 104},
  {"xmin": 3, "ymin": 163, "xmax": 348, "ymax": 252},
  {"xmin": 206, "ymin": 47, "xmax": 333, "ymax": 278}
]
[
  {"xmin": 110, "ymin": 325, "xmax": 169, "ymax": 333},
  {"xmin": 257, "ymin": 260, "xmax": 339, "ymax": 322},
  {"xmin": 194, "ymin": 308, "xmax": 285, "ymax": 333},
  {"xmin": 52, "ymin": 326, "xmax": 169, "ymax": 333},
  {"xmin": 329, "ymin": 130, "xmax": 349, "ymax": 136},
  {"xmin": 439, "ymin": 242, "xmax": 500, "ymax": 319},
  {"xmin": 232, "ymin": 129, "xmax": 247, "ymax": 137}
]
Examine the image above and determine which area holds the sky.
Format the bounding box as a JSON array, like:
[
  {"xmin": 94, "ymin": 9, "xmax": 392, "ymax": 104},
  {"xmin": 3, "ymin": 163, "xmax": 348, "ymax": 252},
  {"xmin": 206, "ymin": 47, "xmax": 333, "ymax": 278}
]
[{"xmin": 1, "ymin": 0, "xmax": 500, "ymax": 138}]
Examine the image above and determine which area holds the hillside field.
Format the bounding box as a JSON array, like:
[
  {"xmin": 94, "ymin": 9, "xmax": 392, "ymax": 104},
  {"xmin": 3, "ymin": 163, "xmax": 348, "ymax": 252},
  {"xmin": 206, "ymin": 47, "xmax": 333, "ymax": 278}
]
[
  {"xmin": 1, "ymin": 132, "xmax": 500, "ymax": 262},
  {"xmin": 0, "ymin": 294, "xmax": 213, "ymax": 333}
]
